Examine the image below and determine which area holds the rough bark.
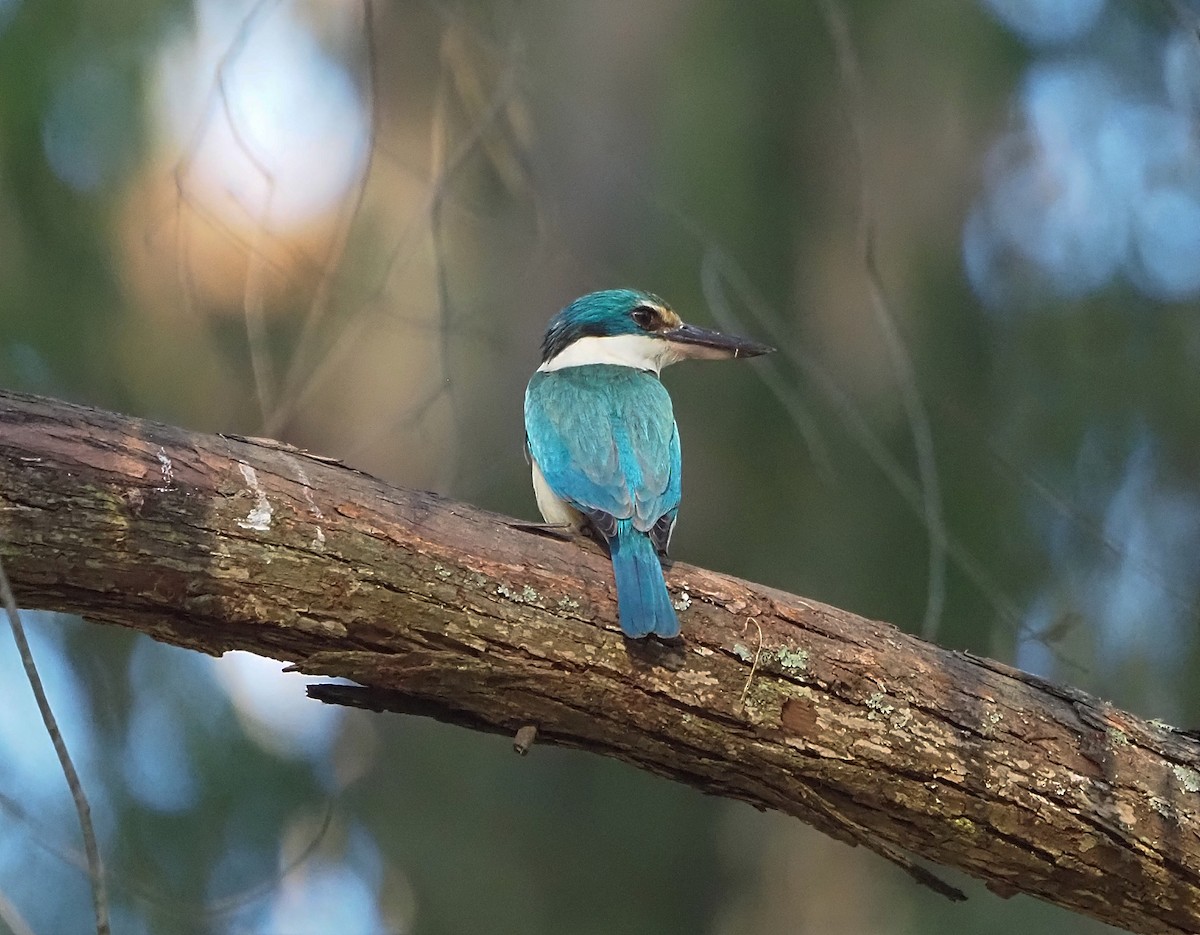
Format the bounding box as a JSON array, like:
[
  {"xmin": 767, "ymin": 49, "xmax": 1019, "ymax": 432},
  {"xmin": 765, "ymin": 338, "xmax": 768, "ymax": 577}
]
[{"xmin": 2, "ymin": 388, "xmax": 1199, "ymax": 934}]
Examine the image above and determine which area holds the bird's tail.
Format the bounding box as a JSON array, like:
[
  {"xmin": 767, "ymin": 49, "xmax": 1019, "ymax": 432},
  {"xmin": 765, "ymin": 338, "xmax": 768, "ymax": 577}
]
[{"xmin": 609, "ymin": 522, "xmax": 679, "ymax": 639}]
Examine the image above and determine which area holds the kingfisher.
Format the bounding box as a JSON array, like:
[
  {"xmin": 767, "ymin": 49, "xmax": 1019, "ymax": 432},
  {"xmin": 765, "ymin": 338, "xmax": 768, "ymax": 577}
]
[{"xmin": 524, "ymin": 289, "xmax": 773, "ymax": 639}]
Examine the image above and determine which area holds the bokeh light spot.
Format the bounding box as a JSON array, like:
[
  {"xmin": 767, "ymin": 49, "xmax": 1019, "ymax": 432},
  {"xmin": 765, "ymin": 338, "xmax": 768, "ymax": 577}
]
[
  {"xmin": 264, "ymin": 859, "xmax": 383, "ymax": 935},
  {"xmin": 965, "ymin": 46, "xmax": 1200, "ymax": 309},
  {"xmin": 1132, "ymin": 187, "xmax": 1200, "ymax": 301},
  {"xmin": 1164, "ymin": 30, "xmax": 1200, "ymax": 116},
  {"xmin": 156, "ymin": 0, "xmax": 369, "ymax": 231},
  {"xmin": 42, "ymin": 61, "xmax": 134, "ymax": 193},
  {"xmin": 0, "ymin": 0, "xmax": 17, "ymax": 36},
  {"xmin": 212, "ymin": 652, "xmax": 342, "ymax": 760},
  {"xmin": 123, "ymin": 693, "xmax": 201, "ymax": 812},
  {"xmin": 0, "ymin": 613, "xmax": 95, "ymax": 803},
  {"xmin": 980, "ymin": 0, "xmax": 1106, "ymax": 46}
]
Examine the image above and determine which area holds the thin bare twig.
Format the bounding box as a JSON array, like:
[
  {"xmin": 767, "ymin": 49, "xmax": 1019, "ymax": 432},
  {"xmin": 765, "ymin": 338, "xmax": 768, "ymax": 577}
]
[
  {"xmin": 700, "ymin": 247, "xmax": 1024, "ymax": 635},
  {"xmin": 200, "ymin": 801, "xmax": 336, "ymax": 920},
  {"xmin": 243, "ymin": 219, "xmax": 277, "ymax": 425},
  {"xmin": 0, "ymin": 888, "xmax": 35, "ymax": 935},
  {"xmin": 0, "ymin": 559, "xmax": 109, "ymax": 935},
  {"xmin": 699, "ymin": 249, "xmax": 834, "ymax": 481},
  {"xmin": 0, "ymin": 786, "xmax": 336, "ymax": 926},
  {"xmin": 815, "ymin": 0, "xmax": 948, "ymax": 642},
  {"xmin": 267, "ymin": 0, "xmax": 383, "ymax": 436}
]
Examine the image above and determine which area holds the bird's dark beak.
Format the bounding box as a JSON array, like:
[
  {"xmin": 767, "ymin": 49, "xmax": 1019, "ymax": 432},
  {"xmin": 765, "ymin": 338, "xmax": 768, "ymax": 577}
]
[{"xmin": 664, "ymin": 323, "xmax": 775, "ymax": 361}]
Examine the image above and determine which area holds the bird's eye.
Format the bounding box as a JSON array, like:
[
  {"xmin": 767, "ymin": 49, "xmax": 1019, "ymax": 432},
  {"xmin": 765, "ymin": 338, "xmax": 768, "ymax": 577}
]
[{"xmin": 630, "ymin": 306, "xmax": 657, "ymax": 330}]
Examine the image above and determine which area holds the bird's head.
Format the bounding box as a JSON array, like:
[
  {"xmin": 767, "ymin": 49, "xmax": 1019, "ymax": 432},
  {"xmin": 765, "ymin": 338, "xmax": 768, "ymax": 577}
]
[{"xmin": 538, "ymin": 289, "xmax": 774, "ymax": 373}]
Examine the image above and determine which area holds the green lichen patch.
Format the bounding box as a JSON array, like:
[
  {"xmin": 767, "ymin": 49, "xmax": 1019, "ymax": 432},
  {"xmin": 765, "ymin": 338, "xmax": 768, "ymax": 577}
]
[
  {"xmin": 1173, "ymin": 764, "xmax": 1200, "ymax": 793},
  {"xmin": 776, "ymin": 647, "xmax": 808, "ymax": 671},
  {"xmin": 496, "ymin": 582, "xmax": 541, "ymax": 605},
  {"xmin": 865, "ymin": 691, "xmax": 912, "ymax": 730},
  {"xmin": 866, "ymin": 692, "xmax": 894, "ymax": 720}
]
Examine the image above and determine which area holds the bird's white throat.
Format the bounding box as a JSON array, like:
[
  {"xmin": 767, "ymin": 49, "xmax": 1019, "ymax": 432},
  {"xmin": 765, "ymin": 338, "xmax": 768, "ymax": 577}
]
[{"xmin": 538, "ymin": 334, "xmax": 682, "ymax": 374}]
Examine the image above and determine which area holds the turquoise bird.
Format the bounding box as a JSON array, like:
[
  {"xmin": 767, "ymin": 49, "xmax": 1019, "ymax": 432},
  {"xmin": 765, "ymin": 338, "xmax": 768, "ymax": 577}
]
[{"xmin": 524, "ymin": 289, "xmax": 773, "ymax": 638}]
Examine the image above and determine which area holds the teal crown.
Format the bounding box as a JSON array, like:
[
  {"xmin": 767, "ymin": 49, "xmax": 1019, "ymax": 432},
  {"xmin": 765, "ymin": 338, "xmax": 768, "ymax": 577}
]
[{"xmin": 539, "ymin": 289, "xmax": 669, "ymax": 363}]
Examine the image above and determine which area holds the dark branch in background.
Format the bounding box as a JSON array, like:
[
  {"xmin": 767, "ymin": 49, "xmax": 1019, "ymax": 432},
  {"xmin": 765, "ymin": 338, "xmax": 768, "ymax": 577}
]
[
  {"xmin": 3, "ymin": 389, "xmax": 1200, "ymax": 935},
  {"xmin": 0, "ymin": 559, "xmax": 109, "ymax": 935}
]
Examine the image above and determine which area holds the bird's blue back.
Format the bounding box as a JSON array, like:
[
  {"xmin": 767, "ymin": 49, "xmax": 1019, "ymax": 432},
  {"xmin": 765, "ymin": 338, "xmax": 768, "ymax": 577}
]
[
  {"xmin": 526, "ymin": 364, "xmax": 682, "ymax": 637},
  {"xmin": 525, "ymin": 365, "xmax": 681, "ymax": 533}
]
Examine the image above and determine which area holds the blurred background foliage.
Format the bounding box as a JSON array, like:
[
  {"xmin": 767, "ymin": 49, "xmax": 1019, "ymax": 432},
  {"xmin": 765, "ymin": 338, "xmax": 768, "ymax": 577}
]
[{"xmin": 1, "ymin": 0, "xmax": 1198, "ymax": 932}]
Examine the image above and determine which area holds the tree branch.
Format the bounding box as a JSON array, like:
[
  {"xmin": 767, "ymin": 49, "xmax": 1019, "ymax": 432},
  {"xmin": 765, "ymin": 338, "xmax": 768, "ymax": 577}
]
[{"xmin": 2, "ymin": 389, "xmax": 1199, "ymax": 934}]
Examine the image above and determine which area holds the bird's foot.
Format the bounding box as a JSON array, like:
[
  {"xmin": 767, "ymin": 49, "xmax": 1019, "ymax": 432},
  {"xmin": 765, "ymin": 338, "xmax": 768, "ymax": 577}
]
[
  {"xmin": 505, "ymin": 520, "xmax": 576, "ymax": 541},
  {"xmin": 623, "ymin": 634, "xmax": 687, "ymax": 670}
]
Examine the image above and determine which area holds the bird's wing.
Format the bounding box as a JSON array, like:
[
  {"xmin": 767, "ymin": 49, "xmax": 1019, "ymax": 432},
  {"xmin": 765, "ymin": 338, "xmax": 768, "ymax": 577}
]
[
  {"xmin": 647, "ymin": 424, "xmax": 680, "ymax": 553},
  {"xmin": 525, "ymin": 367, "xmax": 679, "ymax": 534},
  {"xmin": 635, "ymin": 418, "xmax": 680, "ymax": 539}
]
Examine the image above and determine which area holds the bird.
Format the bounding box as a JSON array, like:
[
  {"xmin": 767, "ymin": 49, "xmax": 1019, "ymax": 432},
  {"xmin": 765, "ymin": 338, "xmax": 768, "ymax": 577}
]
[{"xmin": 524, "ymin": 289, "xmax": 773, "ymax": 639}]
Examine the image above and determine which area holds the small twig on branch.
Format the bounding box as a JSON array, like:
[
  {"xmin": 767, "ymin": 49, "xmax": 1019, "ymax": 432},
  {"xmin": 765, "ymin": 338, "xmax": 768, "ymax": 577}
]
[
  {"xmin": 513, "ymin": 725, "xmax": 538, "ymax": 756},
  {"xmin": 738, "ymin": 616, "xmax": 763, "ymax": 710}
]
